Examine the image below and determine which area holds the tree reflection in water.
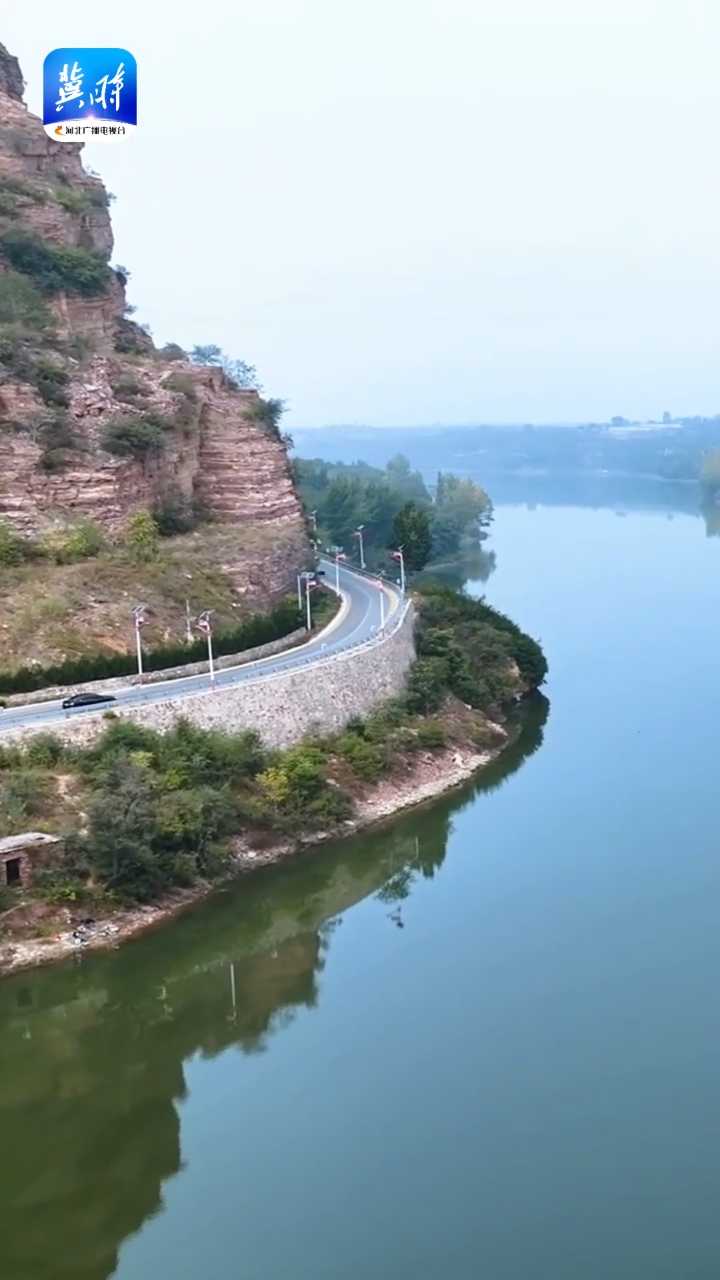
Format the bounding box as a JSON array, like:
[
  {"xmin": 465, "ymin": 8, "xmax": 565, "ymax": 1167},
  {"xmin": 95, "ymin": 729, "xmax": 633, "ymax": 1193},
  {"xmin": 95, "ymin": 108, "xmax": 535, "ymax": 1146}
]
[
  {"xmin": 0, "ymin": 694, "xmax": 547, "ymax": 1280},
  {"xmin": 414, "ymin": 545, "xmax": 497, "ymax": 593}
]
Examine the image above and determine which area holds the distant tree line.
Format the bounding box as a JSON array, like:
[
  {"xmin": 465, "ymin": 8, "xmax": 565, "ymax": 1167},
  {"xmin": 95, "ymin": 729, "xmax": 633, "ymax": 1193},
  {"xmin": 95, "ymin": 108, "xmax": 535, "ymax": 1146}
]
[
  {"xmin": 293, "ymin": 419, "xmax": 720, "ymax": 488},
  {"xmin": 294, "ymin": 453, "xmax": 492, "ymax": 572}
]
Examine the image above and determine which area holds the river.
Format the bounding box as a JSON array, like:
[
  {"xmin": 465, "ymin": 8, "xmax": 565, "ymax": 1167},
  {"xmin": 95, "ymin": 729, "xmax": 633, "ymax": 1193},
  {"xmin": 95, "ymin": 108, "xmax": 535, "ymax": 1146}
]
[{"xmin": 2, "ymin": 485, "xmax": 719, "ymax": 1279}]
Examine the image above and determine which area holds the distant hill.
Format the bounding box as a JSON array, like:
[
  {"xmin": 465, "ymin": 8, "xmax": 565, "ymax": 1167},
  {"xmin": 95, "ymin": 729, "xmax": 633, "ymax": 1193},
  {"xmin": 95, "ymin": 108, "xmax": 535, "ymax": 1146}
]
[{"xmin": 293, "ymin": 418, "xmax": 720, "ymax": 485}]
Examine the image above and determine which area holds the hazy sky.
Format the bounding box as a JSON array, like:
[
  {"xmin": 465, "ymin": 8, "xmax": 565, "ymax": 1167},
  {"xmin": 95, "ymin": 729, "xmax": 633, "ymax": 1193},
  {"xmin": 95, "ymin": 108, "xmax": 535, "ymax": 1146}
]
[{"xmin": 6, "ymin": 1, "xmax": 720, "ymax": 426}]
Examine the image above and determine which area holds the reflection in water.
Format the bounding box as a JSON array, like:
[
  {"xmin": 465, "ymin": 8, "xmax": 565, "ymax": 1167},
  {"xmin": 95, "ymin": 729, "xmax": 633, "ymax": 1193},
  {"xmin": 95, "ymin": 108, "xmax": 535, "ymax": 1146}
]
[
  {"xmin": 417, "ymin": 546, "xmax": 496, "ymax": 592},
  {"xmin": 0, "ymin": 697, "xmax": 547, "ymax": 1280},
  {"xmin": 700, "ymin": 498, "xmax": 720, "ymax": 538},
  {"xmin": 481, "ymin": 471, "xmax": 702, "ymax": 515}
]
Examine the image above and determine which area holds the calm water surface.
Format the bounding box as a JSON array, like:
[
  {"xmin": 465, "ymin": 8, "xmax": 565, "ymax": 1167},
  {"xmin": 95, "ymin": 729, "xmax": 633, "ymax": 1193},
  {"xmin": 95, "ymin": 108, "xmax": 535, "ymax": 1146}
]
[{"xmin": 2, "ymin": 492, "xmax": 720, "ymax": 1279}]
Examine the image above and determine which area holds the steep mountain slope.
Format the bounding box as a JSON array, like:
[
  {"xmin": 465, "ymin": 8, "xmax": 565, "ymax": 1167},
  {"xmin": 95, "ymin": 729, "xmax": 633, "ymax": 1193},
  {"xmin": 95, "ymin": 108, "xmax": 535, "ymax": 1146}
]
[{"xmin": 0, "ymin": 43, "xmax": 310, "ymax": 667}]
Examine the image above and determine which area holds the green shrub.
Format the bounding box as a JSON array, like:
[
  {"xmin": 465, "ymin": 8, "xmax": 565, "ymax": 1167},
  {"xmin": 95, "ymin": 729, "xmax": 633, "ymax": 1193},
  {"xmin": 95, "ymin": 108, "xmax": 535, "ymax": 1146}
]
[
  {"xmin": 416, "ymin": 582, "xmax": 547, "ymax": 689},
  {"xmin": 64, "ymin": 518, "xmax": 105, "ymax": 561},
  {"xmin": 0, "ymin": 768, "xmax": 47, "ymax": 833},
  {"xmin": 24, "ymin": 732, "xmax": 64, "ymax": 767},
  {"xmin": 36, "ymin": 412, "xmax": 80, "ymax": 471},
  {"xmin": 470, "ymin": 720, "xmax": 506, "ymax": 750},
  {"xmin": 363, "ymin": 699, "xmax": 407, "ymax": 739},
  {"xmin": 152, "ymin": 488, "xmax": 198, "ymax": 536},
  {"xmin": 53, "ymin": 187, "xmax": 90, "ymax": 213},
  {"xmin": 405, "ymin": 656, "xmax": 449, "ymax": 713},
  {"xmin": 247, "ymin": 396, "xmax": 285, "ymax": 438},
  {"xmin": 0, "ymin": 191, "xmax": 18, "ymax": 218},
  {"xmin": 101, "ymin": 413, "xmax": 167, "ymax": 458},
  {"xmin": 37, "ymin": 877, "xmax": 89, "ymax": 905},
  {"xmin": 0, "ymin": 519, "xmax": 33, "ymax": 565},
  {"xmin": 0, "ymin": 229, "xmax": 110, "ymax": 296},
  {"xmin": 336, "ymin": 733, "xmax": 387, "ymax": 782},
  {"xmin": 33, "ymin": 358, "xmax": 70, "ymax": 407},
  {"xmin": 0, "ymin": 743, "xmax": 23, "ymax": 770},
  {"xmin": 125, "ymin": 510, "xmax": 159, "ymax": 562},
  {"xmin": 255, "ymin": 744, "xmax": 351, "ymax": 829},
  {"xmin": 415, "ymin": 719, "xmax": 447, "ymax": 749},
  {"xmin": 113, "ymin": 322, "xmax": 150, "ymax": 355},
  {"xmin": 0, "ymin": 179, "xmax": 46, "ymax": 217},
  {"xmin": 0, "ymin": 177, "xmax": 46, "ymax": 203},
  {"xmin": 110, "ymin": 373, "xmax": 145, "ymax": 402},
  {"xmin": 62, "ymin": 333, "xmax": 95, "ymax": 362},
  {"xmin": 0, "ymin": 339, "xmax": 72, "ymax": 426},
  {"xmin": 0, "ymin": 270, "xmax": 52, "ymax": 328},
  {"xmin": 41, "ymin": 519, "xmax": 105, "ymax": 563},
  {"xmin": 53, "ymin": 185, "xmax": 108, "ymax": 213},
  {"xmin": 69, "ymin": 723, "xmax": 266, "ymax": 901}
]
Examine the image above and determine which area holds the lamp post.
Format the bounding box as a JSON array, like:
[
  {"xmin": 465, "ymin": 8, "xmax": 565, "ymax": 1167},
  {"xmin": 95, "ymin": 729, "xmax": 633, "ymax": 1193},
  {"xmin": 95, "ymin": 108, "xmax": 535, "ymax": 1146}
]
[
  {"xmin": 353, "ymin": 524, "xmax": 366, "ymax": 570},
  {"xmin": 132, "ymin": 605, "xmax": 148, "ymax": 683},
  {"xmin": 378, "ymin": 583, "xmax": 385, "ymax": 628},
  {"xmin": 196, "ymin": 610, "xmax": 215, "ymax": 683},
  {"xmin": 391, "ymin": 547, "xmax": 406, "ymax": 594},
  {"xmin": 309, "ymin": 509, "xmax": 318, "ymax": 532},
  {"xmin": 298, "ymin": 571, "xmax": 316, "ymax": 631},
  {"xmin": 332, "ymin": 546, "xmax": 346, "ymax": 594},
  {"xmin": 296, "ymin": 574, "xmax": 303, "ymax": 612}
]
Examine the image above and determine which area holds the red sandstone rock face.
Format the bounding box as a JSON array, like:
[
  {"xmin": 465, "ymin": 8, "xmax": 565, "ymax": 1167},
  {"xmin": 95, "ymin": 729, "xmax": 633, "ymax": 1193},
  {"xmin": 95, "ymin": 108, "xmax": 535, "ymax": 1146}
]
[{"xmin": 0, "ymin": 44, "xmax": 310, "ymax": 601}]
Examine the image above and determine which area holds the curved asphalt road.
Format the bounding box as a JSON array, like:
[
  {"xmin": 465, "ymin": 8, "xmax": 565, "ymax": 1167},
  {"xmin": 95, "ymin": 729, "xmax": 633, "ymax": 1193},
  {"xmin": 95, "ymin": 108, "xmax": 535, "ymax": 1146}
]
[{"xmin": 0, "ymin": 560, "xmax": 402, "ymax": 736}]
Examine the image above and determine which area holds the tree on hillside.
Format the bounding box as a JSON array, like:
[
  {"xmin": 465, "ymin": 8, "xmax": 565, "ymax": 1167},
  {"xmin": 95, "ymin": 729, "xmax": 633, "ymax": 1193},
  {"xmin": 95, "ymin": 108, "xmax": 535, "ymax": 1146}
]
[
  {"xmin": 190, "ymin": 344, "xmax": 259, "ymax": 390},
  {"xmin": 391, "ymin": 502, "xmax": 432, "ymax": 570},
  {"xmin": 125, "ymin": 511, "xmax": 159, "ymax": 563}
]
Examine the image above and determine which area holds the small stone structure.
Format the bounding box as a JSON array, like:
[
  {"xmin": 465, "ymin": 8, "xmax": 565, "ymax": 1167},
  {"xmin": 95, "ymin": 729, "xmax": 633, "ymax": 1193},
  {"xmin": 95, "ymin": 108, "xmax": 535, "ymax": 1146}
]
[{"xmin": 0, "ymin": 833, "xmax": 61, "ymax": 890}]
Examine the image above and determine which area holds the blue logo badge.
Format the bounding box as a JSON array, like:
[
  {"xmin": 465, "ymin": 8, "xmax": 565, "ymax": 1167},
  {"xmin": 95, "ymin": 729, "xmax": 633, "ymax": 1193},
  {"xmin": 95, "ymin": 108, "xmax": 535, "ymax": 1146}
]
[{"xmin": 43, "ymin": 48, "xmax": 137, "ymax": 142}]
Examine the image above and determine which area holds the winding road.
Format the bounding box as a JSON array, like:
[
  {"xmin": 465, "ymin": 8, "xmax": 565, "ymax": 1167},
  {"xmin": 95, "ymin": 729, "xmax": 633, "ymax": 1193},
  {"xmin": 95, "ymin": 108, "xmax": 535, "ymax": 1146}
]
[{"xmin": 0, "ymin": 560, "xmax": 402, "ymax": 737}]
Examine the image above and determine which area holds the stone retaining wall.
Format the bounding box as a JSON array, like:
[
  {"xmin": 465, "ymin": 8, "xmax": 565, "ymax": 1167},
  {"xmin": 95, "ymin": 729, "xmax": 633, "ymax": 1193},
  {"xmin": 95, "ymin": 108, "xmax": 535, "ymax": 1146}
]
[{"xmin": 1, "ymin": 606, "xmax": 416, "ymax": 751}]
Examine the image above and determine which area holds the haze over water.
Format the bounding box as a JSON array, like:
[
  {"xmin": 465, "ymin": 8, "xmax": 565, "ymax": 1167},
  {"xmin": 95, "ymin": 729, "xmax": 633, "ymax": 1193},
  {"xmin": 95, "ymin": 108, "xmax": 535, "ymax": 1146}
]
[{"xmin": 2, "ymin": 480, "xmax": 719, "ymax": 1279}]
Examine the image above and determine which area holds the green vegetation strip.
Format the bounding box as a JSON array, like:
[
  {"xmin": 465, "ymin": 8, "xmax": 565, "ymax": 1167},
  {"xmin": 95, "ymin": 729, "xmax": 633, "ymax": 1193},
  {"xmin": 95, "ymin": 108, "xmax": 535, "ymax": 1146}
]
[{"xmin": 0, "ymin": 598, "xmax": 302, "ymax": 695}]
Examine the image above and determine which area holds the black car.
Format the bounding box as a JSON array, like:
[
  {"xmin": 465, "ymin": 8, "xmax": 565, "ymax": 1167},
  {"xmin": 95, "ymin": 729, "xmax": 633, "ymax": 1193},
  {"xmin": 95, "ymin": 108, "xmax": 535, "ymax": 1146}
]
[{"xmin": 61, "ymin": 692, "xmax": 117, "ymax": 710}]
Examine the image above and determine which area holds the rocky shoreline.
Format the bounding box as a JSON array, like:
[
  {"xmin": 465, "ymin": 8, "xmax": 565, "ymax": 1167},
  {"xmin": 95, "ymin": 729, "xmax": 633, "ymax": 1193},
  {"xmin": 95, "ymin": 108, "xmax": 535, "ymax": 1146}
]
[{"xmin": 0, "ymin": 739, "xmax": 500, "ymax": 977}]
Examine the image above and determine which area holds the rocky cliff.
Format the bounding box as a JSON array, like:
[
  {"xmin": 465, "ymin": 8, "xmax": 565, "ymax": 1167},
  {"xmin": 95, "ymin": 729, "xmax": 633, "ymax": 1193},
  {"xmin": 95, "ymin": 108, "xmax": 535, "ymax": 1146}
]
[{"xmin": 0, "ymin": 43, "xmax": 310, "ymax": 608}]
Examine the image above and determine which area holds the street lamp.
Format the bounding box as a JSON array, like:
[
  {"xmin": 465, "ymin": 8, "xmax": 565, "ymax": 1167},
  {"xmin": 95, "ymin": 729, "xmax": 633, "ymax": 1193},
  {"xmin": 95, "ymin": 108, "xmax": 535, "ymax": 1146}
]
[
  {"xmin": 309, "ymin": 509, "xmax": 318, "ymax": 531},
  {"xmin": 132, "ymin": 605, "xmax": 148, "ymax": 683},
  {"xmin": 331, "ymin": 546, "xmax": 346, "ymax": 593},
  {"xmin": 196, "ymin": 609, "xmax": 215, "ymax": 683},
  {"xmin": 353, "ymin": 524, "xmax": 366, "ymax": 570},
  {"xmin": 391, "ymin": 546, "xmax": 406, "ymax": 594},
  {"xmin": 299, "ymin": 571, "xmax": 316, "ymax": 631}
]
